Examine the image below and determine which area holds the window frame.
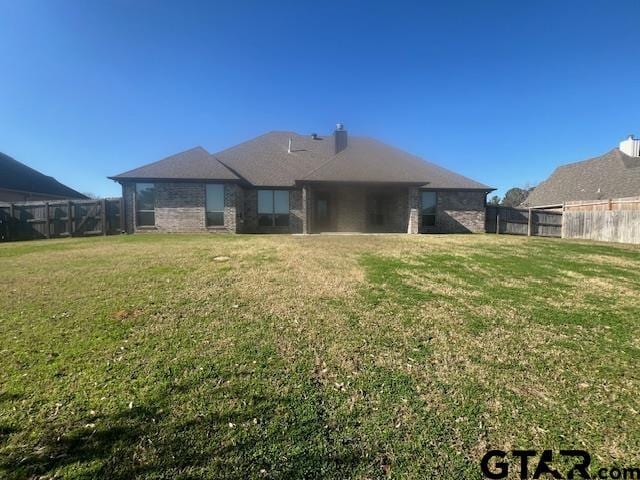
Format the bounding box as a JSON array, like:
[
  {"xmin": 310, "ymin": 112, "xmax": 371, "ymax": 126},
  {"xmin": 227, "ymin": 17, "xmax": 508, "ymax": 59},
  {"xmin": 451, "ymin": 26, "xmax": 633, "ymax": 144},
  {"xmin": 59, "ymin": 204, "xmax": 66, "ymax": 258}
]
[
  {"xmin": 205, "ymin": 183, "xmax": 225, "ymax": 227},
  {"xmin": 135, "ymin": 183, "xmax": 156, "ymax": 227},
  {"xmin": 420, "ymin": 191, "xmax": 437, "ymax": 228},
  {"xmin": 257, "ymin": 189, "xmax": 290, "ymax": 227}
]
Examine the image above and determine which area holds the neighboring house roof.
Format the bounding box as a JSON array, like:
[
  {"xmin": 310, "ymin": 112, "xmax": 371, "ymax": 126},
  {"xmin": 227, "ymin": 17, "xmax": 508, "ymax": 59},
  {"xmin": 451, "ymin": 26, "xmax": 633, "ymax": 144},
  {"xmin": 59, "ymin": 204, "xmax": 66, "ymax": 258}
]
[
  {"xmin": 111, "ymin": 131, "xmax": 493, "ymax": 190},
  {"xmin": 522, "ymin": 148, "xmax": 640, "ymax": 207},
  {"xmin": 0, "ymin": 152, "xmax": 88, "ymax": 199},
  {"xmin": 109, "ymin": 147, "xmax": 239, "ymax": 181}
]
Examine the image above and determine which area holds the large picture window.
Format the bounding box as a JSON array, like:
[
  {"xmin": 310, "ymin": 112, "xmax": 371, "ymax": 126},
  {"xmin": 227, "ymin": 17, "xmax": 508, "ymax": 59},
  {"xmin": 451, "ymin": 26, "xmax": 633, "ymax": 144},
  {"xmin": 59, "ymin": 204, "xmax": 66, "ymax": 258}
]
[
  {"xmin": 135, "ymin": 183, "xmax": 155, "ymax": 227},
  {"xmin": 258, "ymin": 190, "xmax": 289, "ymax": 227},
  {"xmin": 206, "ymin": 184, "xmax": 225, "ymax": 226},
  {"xmin": 421, "ymin": 191, "xmax": 437, "ymax": 227}
]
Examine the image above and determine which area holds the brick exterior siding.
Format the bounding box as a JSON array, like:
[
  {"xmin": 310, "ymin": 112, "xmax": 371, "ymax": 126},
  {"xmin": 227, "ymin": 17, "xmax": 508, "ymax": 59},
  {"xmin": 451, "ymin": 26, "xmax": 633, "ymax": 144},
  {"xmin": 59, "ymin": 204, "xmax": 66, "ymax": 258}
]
[
  {"xmin": 120, "ymin": 182, "xmax": 486, "ymax": 234},
  {"xmin": 121, "ymin": 182, "xmax": 239, "ymax": 233},
  {"xmin": 420, "ymin": 190, "xmax": 486, "ymax": 233}
]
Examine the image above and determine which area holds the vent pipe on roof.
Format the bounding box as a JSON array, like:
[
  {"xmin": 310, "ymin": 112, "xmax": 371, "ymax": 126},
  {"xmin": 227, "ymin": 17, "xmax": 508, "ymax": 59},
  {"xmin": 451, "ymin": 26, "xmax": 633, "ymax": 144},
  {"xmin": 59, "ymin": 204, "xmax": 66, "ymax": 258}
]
[
  {"xmin": 619, "ymin": 134, "xmax": 640, "ymax": 157},
  {"xmin": 334, "ymin": 123, "xmax": 347, "ymax": 154}
]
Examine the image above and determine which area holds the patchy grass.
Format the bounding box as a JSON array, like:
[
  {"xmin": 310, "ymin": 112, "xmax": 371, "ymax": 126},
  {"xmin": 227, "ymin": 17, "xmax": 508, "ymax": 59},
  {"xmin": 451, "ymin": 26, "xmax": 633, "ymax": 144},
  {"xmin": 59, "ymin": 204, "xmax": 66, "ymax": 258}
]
[{"xmin": 0, "ymin": 233, "xmax": 639, "ymax": 479}]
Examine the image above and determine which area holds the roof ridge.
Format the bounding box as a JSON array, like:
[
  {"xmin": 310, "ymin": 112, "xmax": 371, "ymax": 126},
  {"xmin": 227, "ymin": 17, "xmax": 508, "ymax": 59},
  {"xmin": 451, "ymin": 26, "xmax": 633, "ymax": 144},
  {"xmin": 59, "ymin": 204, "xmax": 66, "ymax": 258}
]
[{"xmin": 556, "ymin": 148, "xmax": 620, "ymax": 170}]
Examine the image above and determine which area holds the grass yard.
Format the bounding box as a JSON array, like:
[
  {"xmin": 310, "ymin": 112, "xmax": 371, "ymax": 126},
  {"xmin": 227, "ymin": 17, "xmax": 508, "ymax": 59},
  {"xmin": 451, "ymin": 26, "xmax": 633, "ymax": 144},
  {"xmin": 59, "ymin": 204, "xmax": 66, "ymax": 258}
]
[{"xmin": 1, "ymin": 233, "xmax": 639, "ymax": 479}]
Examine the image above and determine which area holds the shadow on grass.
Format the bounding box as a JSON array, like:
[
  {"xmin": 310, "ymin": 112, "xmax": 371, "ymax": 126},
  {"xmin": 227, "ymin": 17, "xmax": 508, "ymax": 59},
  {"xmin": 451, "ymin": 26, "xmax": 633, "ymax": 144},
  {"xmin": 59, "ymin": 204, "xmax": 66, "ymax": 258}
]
[{"xmin": 1, "ymin": 382, "xmax": 371, "ymax": 479}]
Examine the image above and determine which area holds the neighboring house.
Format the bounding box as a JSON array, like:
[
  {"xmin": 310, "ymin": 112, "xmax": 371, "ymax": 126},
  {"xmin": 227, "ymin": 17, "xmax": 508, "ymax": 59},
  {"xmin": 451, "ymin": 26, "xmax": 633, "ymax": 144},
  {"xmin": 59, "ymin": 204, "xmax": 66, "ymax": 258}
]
[
  {"xmin": 109, "ymin": 125, "xmax": 494, "ymax": 234},
  {"xmin": 0, "ymin": 152, "xmax": 88, "ymax": 202},
  {"xmin": 522, "ymin": 135, "xmax": 640, "ymax": 208}
]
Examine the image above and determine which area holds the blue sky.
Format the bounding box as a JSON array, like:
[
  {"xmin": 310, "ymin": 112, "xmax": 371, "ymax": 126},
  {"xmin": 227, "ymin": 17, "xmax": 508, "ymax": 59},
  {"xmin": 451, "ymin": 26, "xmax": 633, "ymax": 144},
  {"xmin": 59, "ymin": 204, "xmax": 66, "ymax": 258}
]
[{"xmin": 1, "ymin": 0, "xmax": 638, "ymax": 198}]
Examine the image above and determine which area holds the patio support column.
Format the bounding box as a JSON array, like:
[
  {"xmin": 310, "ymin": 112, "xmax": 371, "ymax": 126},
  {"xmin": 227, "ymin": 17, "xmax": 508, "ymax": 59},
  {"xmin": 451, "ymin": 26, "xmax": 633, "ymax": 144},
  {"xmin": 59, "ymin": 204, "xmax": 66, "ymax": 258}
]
[{"xmin": 407, "ymin": 187, "xmax": 419, "ymax": 234}]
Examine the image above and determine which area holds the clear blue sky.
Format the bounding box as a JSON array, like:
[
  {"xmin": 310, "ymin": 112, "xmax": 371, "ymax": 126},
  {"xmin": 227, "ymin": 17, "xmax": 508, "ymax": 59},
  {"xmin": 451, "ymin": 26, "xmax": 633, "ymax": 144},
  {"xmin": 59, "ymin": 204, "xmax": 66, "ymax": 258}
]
[{"xmin": 1, "ymin": 0, "xmax": 638, "ymax": 198}]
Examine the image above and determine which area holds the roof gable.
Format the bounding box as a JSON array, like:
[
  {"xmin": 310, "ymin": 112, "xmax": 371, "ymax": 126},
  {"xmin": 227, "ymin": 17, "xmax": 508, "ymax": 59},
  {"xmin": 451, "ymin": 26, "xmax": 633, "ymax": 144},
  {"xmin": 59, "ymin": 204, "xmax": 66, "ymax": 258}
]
[{"xmin": 110, "ymin": 147, "xmax": 239, "ymax": 181}]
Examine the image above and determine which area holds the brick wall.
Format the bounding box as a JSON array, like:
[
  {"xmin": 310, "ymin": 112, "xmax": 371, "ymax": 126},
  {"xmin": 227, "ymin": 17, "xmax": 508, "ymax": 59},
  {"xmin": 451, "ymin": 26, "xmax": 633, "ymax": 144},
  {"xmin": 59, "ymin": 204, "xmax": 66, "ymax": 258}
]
[
  {"xmin": 122, "ymin": 183, "xmax": 135, "ymax": 233},
  {"xmin": 155, "ymin": 183, "xmax": 205, "ymax": 231},
  {"xmin": 119, "ymin": 181, "xmax": 486, "ymax": 235},
  {"xmin": 289, "ymin": 189, "xmax": 304, "ymax": 233},
  {"xmin": 121, "ymin": 181, "xmax": 239, "ymax": 233},
  {"xmin": 407, "ymin": 187, "xmax": 419, "ymax": 234},
  {"xmin": 420, "ymin": 190, "xmax": 486, "ymax": 233}
]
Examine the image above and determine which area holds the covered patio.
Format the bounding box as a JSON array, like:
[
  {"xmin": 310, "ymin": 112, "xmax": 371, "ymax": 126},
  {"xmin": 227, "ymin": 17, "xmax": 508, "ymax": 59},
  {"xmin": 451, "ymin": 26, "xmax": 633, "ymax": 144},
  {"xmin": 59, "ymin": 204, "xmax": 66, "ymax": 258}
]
[{"xmin": 300, "ymin": 183, "xmax": 420, "ymax": 234}]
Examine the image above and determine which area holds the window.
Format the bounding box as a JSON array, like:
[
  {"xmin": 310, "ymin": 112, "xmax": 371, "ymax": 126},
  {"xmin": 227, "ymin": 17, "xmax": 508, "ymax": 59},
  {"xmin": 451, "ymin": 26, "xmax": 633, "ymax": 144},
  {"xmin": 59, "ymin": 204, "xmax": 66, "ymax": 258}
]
[
  {"xmin": 135, "ymin": 183, "xmax": 155, "ymax": 226},
  {"xmin": 258, "ymin": 190, "xmax": 289, "ymax": 227},
  {"xmin": 206, "ymin": 184, "xmax": 225, "ymax": 226},
  {"xmin": 421, "ymin": 191, "xmax": 437, "ymax": 227}
]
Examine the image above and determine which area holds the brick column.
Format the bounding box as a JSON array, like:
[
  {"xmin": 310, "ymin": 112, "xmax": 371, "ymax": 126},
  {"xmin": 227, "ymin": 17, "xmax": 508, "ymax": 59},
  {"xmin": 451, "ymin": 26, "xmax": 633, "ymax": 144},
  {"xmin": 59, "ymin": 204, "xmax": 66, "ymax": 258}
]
[
  {"xmin": 407, "ymin": 187, "xmax": 419, "ymax": 234},
  {"xmin": 302, "ymin": 185, "xmax": 310, "ymax": 234},
  {"xmin": 122, "ymin": 182, "xmax": 135, "ymax": 233}
]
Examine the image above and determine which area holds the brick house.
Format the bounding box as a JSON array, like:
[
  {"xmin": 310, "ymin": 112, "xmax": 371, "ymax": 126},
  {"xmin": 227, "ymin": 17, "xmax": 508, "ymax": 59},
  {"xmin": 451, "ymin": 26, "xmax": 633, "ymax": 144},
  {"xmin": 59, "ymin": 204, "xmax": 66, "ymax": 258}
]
[{"xmin": 109, "ymin": 125, "xmax": 494, "ymax": 234}]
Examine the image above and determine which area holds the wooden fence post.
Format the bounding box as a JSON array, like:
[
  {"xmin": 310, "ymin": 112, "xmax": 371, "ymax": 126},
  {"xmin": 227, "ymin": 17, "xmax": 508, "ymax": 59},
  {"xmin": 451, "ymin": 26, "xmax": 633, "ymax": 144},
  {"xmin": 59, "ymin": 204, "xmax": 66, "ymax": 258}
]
[
  {"xmin": 527, "ymin": 208, "xmax": 532, "ymax": 236},
  {"xmin": 495, "ymin": 207, "xmax": 500, "ymax": 235},
  {"xmin": 101, "ymin": 198, "xmax": 107, "ymax": 235}
]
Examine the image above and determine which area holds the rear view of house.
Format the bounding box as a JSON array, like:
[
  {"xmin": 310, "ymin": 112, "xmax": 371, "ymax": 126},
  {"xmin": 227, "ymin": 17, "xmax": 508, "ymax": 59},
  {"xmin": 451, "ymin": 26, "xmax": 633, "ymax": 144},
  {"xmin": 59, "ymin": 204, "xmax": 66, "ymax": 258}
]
[{"xmin": 110, "ymin": 125, "xmax": 493, "ymax": 234}]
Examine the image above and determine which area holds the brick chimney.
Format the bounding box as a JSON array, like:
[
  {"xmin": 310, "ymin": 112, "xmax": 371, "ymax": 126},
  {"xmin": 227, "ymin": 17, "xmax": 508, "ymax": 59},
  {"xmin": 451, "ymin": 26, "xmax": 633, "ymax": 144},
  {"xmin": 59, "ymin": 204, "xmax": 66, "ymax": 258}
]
[{"xmin": 334, "ymin": 123, "xmax": 348, "ymax": 154}]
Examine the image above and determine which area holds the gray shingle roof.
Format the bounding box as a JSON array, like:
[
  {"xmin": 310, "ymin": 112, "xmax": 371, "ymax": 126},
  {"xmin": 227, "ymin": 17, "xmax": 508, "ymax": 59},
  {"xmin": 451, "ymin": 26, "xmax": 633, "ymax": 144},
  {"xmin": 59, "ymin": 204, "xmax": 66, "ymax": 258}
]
[
  {"xmin": 110, "ymin": 147, "xmax": 239, "ymax": 181},
  {"xmin": 299, "ymin": 136, "xmax": 490, "ymax": 188},
  {"xmin": 1, "ymin": 152, "xmax": 88, "ymax": 199},
  {"xmin": 522, "ymin": 148, "xmax": 640, "ymax": 207},
  {"xmin": 111, "ymin": 132, "xmax": 493, "ymax": 190}
]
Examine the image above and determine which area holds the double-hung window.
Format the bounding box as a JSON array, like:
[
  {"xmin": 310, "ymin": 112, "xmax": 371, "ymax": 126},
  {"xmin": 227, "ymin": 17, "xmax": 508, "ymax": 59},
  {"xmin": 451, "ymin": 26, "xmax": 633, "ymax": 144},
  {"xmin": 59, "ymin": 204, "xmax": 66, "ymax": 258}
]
[
  {"xmin": 421, "ymin": 191, "xmax": 437, "ymax": 227},
  {"xmin": 206, "ymin": 184, "xmax": 225, "ymax": 227},
  {"xmin": 135, "ymin": 183, "xmax": 156, "ymax": 226},
  {"xmin": 258, "ymin": 190, "xmax": 289, "ymax": 227}
]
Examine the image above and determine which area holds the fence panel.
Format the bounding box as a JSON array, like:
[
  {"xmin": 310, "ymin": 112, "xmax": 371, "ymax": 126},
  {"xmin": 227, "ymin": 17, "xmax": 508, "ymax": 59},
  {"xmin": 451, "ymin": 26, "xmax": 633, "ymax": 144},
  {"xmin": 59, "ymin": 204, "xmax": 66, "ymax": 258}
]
[
  {"xmin": 0, "ymin": 198, "xmax": 123, "ymax": 242},
  {"xmin": 485, "ymin": 206, "xmax": 562, "ymax": 238},
  {"xmin": 563, "ymin": 210, "xmax": 640, "ymax": 244}
]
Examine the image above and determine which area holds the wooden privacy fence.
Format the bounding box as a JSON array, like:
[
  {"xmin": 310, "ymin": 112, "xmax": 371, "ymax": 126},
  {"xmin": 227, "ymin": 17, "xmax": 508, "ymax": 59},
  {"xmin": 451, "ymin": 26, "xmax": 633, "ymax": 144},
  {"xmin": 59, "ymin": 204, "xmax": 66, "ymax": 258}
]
[
  {"xmin": 562, "ymin": 196, "xmax": 640, "ymax": 244},
  {"xmin": 563, "ymin": 196, "xmax": 640, "ymax": 212},
  {"xmin": 485, "ymin": 205, "xmax": 563, "ymax": 238},
  {"xmin": 0, "ymin": 198, "xmax": 123, "ymax": 242}
]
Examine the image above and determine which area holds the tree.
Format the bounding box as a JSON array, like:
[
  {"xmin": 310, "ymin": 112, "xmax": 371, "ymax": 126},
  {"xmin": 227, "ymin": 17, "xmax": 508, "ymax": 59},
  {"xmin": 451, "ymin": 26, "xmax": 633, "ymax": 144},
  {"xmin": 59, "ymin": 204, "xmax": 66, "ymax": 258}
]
[
  {"xmin": 501, "ymin": 187, "xmax": 529, "ymax": 207},
  {"xmin": 488, "ymin": 195, "xmax": 501, "ymax": 206}
]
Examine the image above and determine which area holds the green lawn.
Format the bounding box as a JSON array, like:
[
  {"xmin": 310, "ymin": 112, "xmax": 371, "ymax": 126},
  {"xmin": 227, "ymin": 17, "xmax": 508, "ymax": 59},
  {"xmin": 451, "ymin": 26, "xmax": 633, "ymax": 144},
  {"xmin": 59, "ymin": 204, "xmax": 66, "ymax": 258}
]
[{"xmin": 1, "ymin": 234, "xmax": 639, "ymax": 479}]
